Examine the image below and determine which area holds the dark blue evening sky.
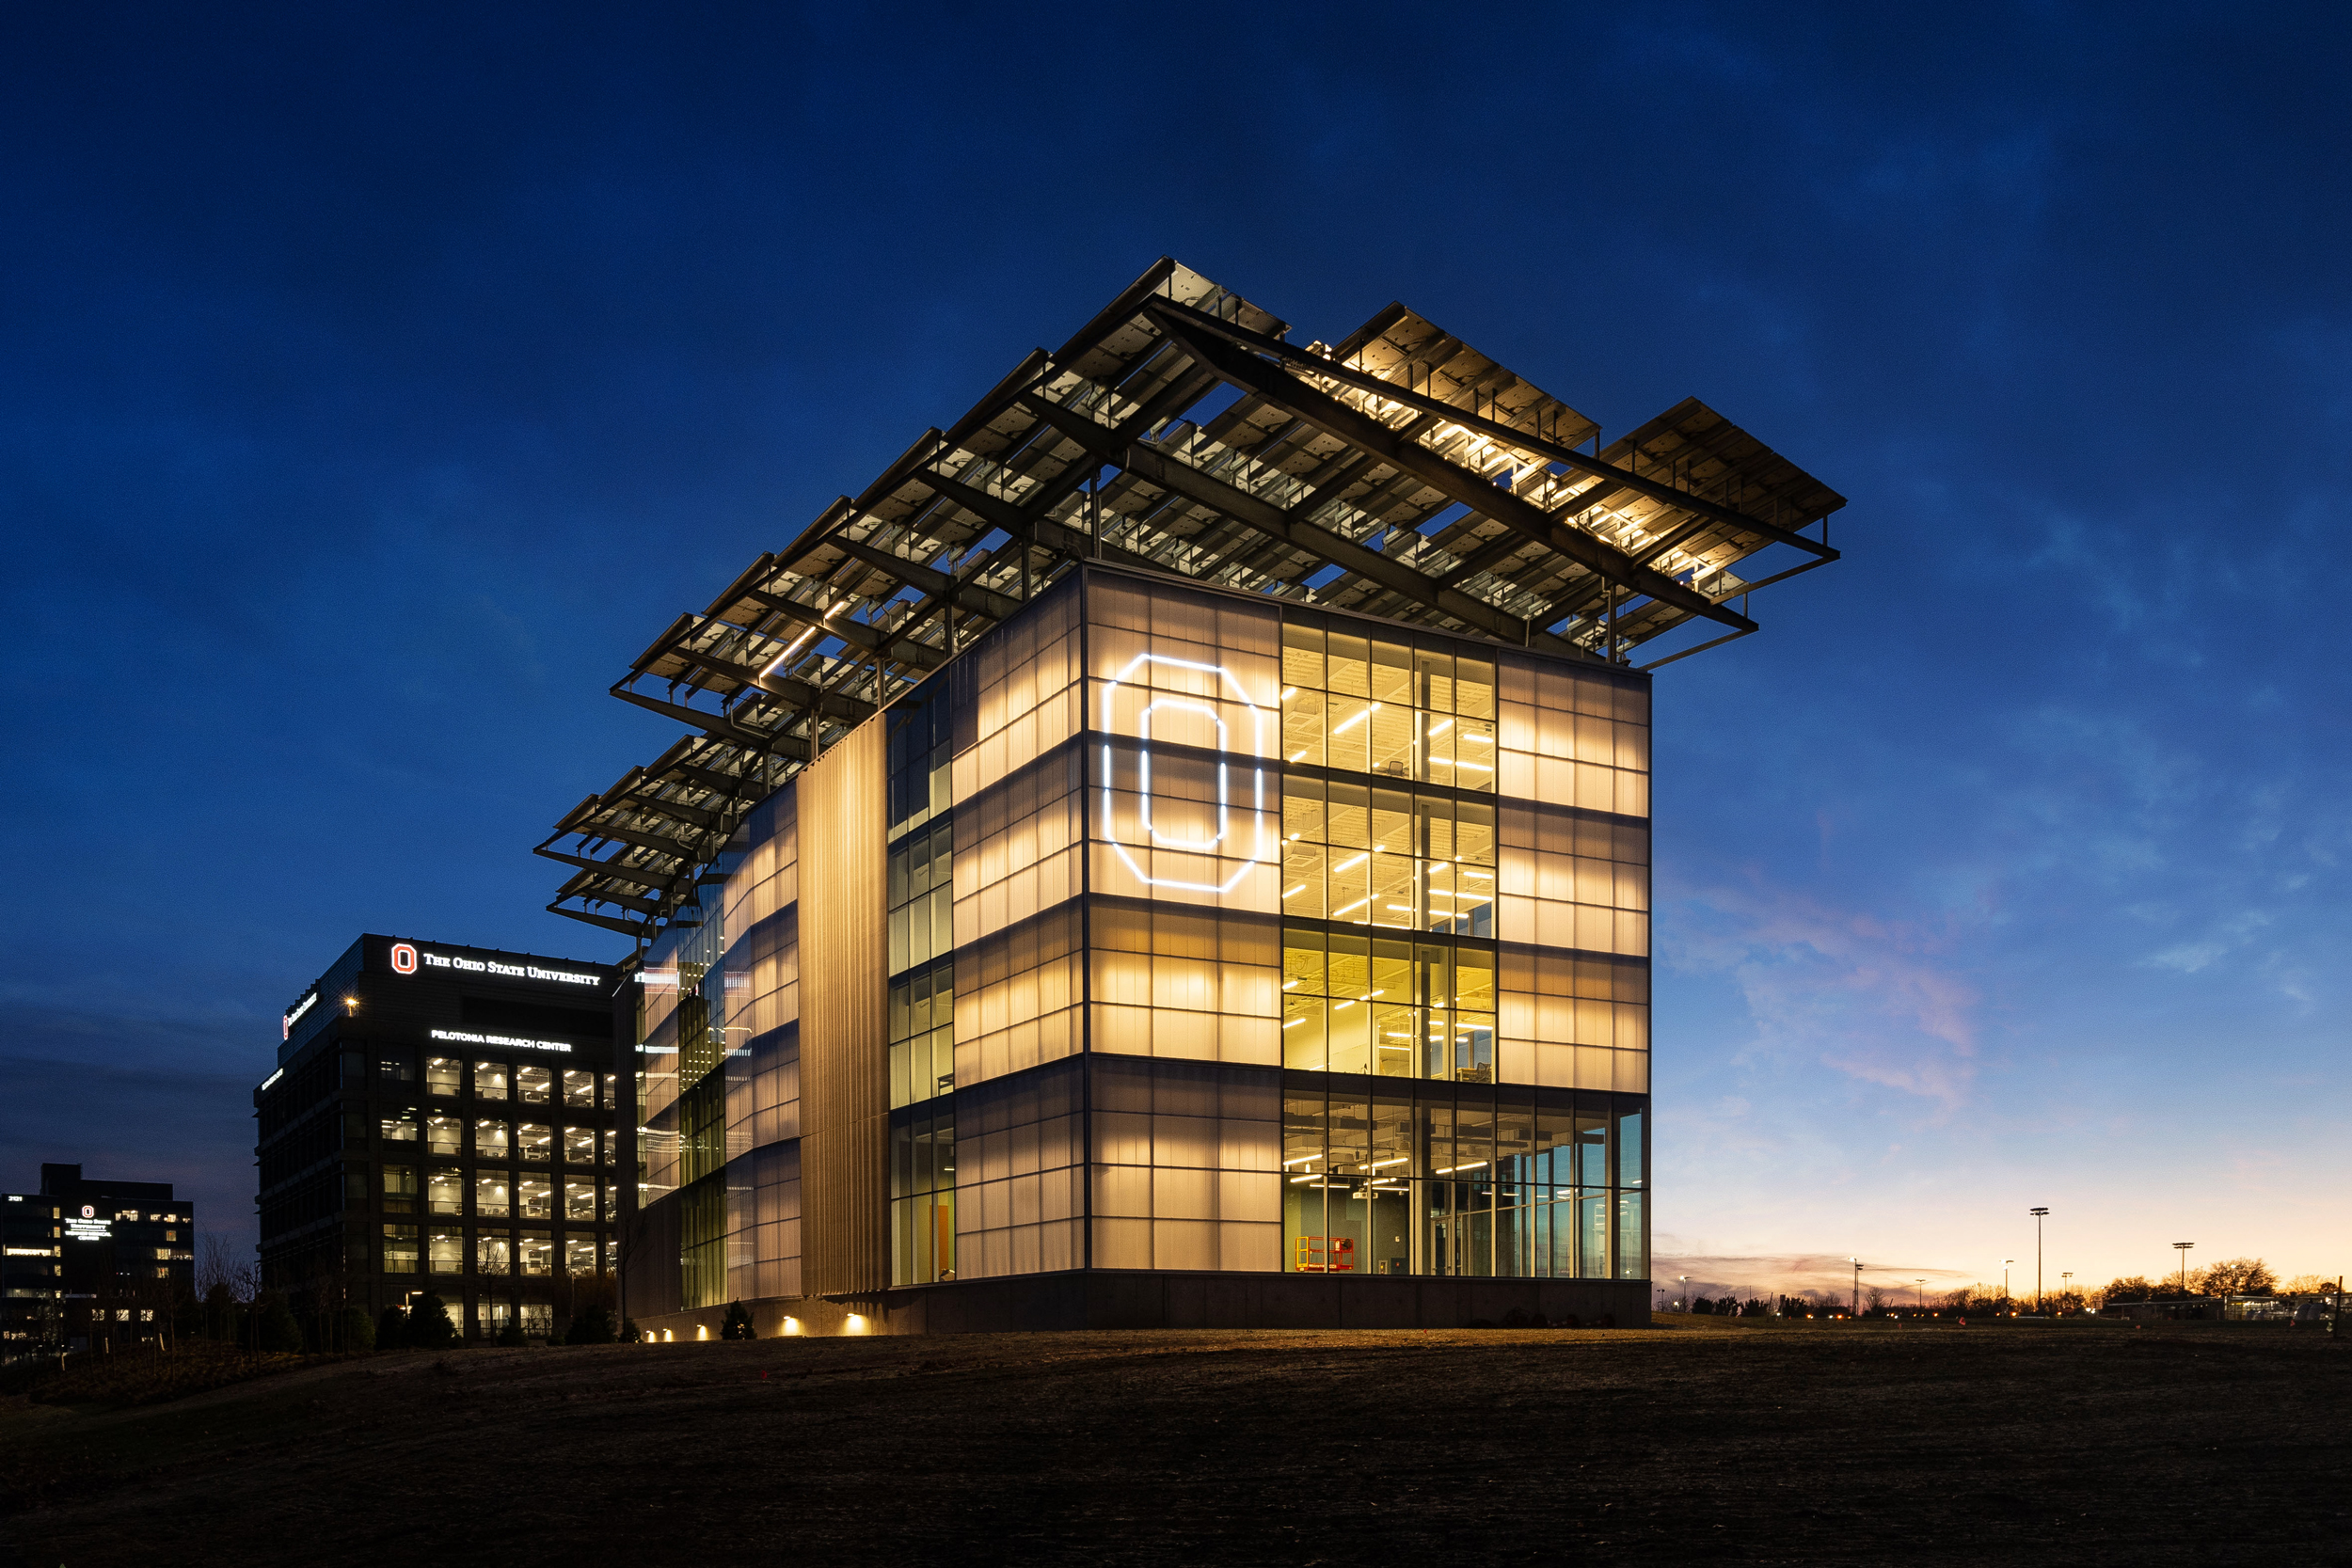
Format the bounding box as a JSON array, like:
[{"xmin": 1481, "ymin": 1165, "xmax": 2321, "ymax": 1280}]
[{"xmin": 5, "ymin": 3, "xmax": 2345, "ymax": 1291}]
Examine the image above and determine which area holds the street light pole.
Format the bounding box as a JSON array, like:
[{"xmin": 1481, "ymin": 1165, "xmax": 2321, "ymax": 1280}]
[
  {"xmin": 2174, "ymin": 1242, "xmax": 2194, "ymax": 1296},
  {"xmin": 1849, "ymin": 1257, "xmax": 1863, "ymax": 1318},
  {"xmin": 2061, "ymin": 1271, "xmax": 2073, "ymax": 1313},
  {"xmin": 2003, "ymin": 1259, "xmax": 2013, "ymax": 1307},
  {"xmin": 2030, "ymin": 1208, "xmax": 2049, "ymax": 1314}
]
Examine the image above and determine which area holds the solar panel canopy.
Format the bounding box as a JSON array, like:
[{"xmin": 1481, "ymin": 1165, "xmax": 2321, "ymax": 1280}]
[{"xmin": 543, "ymin": 259, "xmax": 1847, "ymax": 941}]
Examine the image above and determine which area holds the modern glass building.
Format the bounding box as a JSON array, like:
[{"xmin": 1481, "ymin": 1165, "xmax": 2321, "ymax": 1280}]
[
  {"xmin": 257, "ymin": 934, "xmax": 625, "ymax": 1338},
  {"xmin": 546, "ymin": 261, "xmax": 1844, "ymax": 1334}
]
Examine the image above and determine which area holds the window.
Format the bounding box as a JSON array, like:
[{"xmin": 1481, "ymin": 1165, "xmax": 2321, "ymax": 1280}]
[
  {"xmin": 428, "ymin": 1227, "xmax": 464, "ymax": 1275},
  {"xmin": 600, "ymin": 1129, "xmax": 617, "ymax": 1165},
  {"xmin": 604, "ymin": 1238, "xmax": 618, "ymax": 1272},
  {"xmin": 564, "ymin": 1236, "xmax": 598, "ymax": 1274},
  {"xmin": 517, "ymin": 1302, "xmax": 552, "ymax": 1336},
  {"xmin": 382, "ymin": 1225, "xmax": 419, "ymax": 1273},
  {"xmin": 476, "ymin": 1299, "xmax": 512, "ymax": 1333},
  {"xmin": 382, "ymin": 1166, "xmax": 417, "ymax": 1214},
  {"xmin": 1279, "ymin": 778, "xmax": 1497, "ymax": 934},
  {"xmin": 1277, "ymin": 621, "xmax": 1496, "ymax": 790},
  {"xmin": 475, "ymin": 1120, "xmax": 510, "ymax": 1161},
  {"xmin": 382, "ymin": 1110, "xmax": 419, "ymax": 1143},
  {"xmin": 562, "ymin": 1069, "xmax": 596, "ymax": 1108},
  {"xmin": 886, "ymin": 817, "xmax": 955, "ymax": 975},
  {"xmin": 517, "ymin": 1066, "xmax": 552, "ymax": 1104},
  {"xmin": 564, "ymin": 1180, "xmax": 596, "ymax": 1222},
  {"xmin": 477, "ymin": 1234, "xmax": 512, "ymax": 1276},
  {"xmin": 888, "ymin": 956, "xmax": 956, "ymax": 1109},
  {"xmin": 518, "ymin": 1231, "xmax": 552, "ymax": 1276},
  {"xmin": 378, "ymin": 1056, "xmax": 415, "ymax": 1085},
  {"xmin": 474, "ymin": 1060, "xmax": 510, "ymax": 1100},
  {"xmin": 601, "ymin": 1185, "xmax": 617, "ymax": 1220},
  {"xmin": 475, "ymin": 1173, "xmax": 510, "ymax": 1218},
  {"xmin": 1280, "ymin": 928, "xmax": 1497, "ymax": 1080},
  {"xmin": 516, "ymin": 1178, "xmax": 552, "ymax": 1219},
  {"xmin": 426, "ymin": 1169, "xmax": 465, "ymax": 1216},
  {"xmin": 425, "ymin": 1057, "xmax": 462, "ymax": 1096},
  {"xmin": 518, "ymin": 1123, "xmax": 552, "ymax": 1163},
  {"xmin": 601, "ymin": 1073, "xmax": 618, "ymax": 1109},
  {"xmin": 425, "ymin": 1115, "xmax": 465, "ymax": 1155},
  {"xmin": 563, "ymin": 1126, "xmax": 596, "ymax": 1164}
]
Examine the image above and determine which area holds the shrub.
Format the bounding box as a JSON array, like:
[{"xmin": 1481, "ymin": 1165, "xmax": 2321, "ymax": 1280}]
[
  {"xmin": 621, "ymin": 1317, "xmax": 643, "ymax": 1343},
  {"xmin": 566, "ymin": 1306, "xmax": 617, "ymax": 1345},
  {"xmin": 409, "ymin": 1293, "xmax": 459, "ymax": 1349},
  {"xmin": 255, "ymin": 1296, "xmax": 304, "ymax": 1354},
  {"xmin": 338, "ymin": 1306, "xmax": 375, "ymax": 1353},
  {"xmin": 496, "ymin": 1320, "xmax": 526, "ymax": 1347},
  {"xmin": 722, "ymin": 1301, "xmax": 754, "ymax": 1340},
  {"xmin": 376, "ymin": 1307, "xmax": 410, "ymax": 1351}
]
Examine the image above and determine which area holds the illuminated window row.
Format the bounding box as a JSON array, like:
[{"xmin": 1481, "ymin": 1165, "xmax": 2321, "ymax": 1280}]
[
  {"xmin": 1279, "ymin": 928, "xmax": 1499, "ymax": 1081},
  {"xmin": 1279, "ymin": 622, "xmax": 1497, "ymax": 789},
  {"xmin": 1278, "ymin": 778, "xmax": 1496, "ymax": 933},
  {"xmin": 378, "ymin": 1115, "xmax": 612, "ymax": 1164},
  {"xmin": 380, "ymin": 1226, "xmax": 612, "ymax": 1277},
  {"xmin": 383, "ymin": 1168, "xmax": 612, "ymax": 1221},
  {"xmin": 1279, "ymin": 622, "xmax": 1497, "ymax": 717}
]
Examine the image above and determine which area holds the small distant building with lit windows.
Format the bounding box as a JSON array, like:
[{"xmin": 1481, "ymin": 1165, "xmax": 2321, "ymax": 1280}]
[
  {"xmin": 2, "ymin": 1164, "xmax": 193, "ymax": 1354},
  {"xmin": 257, "ymin": 935, "xmax": 625, "ymax": 1338}
]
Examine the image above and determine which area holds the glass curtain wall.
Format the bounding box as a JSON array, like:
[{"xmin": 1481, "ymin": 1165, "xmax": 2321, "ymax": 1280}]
[
  {"xmin": 938, "ymin": 579, "xmax": 1088, "ymax": 1279},
  {"xmin": 887, "ymin": 684, "xmax": 957, "ymax": 1286},
  {"xmin": 723, "ymin": 788, "xmax": 803, "ymax": 1304},
  {"xmin": 640, "ymin": 784, "xmax": 804, "ymax": 1309},
  {"xmin": 1077, "ymin": 576, "xmax": 1651, "ymax": 1284},
  {"xmin": 1279, "ymin": 1075, "xmax": 1646, "ymax": 1280}
]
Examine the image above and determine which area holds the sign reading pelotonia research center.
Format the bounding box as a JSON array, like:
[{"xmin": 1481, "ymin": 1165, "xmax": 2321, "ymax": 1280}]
[
  {"xmin": 428, "ymin": 1027, "xmax": 574, "ymax": 1054},
  {"xmin": 384, "ymin": 940, "xmax": 602, "ymax": 987}
]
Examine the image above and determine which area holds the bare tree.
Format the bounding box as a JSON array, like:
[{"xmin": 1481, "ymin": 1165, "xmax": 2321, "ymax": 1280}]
[{"xmin": 194, "ymin": 1233, "xmax": 248, "ymax": 1301}]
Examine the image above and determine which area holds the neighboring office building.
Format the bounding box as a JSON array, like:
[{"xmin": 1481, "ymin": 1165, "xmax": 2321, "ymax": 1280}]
[
  {"xmin": 2, "ymin": 1164, "xmax": 193, "ymax": 1354},
  {"xmin": 539, "ymin": 261, "xmax": 1845, "ymax": 1336},
  {"xmin": 0, "ymin": 1192, "xmax": 63, "ymax": 1355},
  {"xmin": 258, "ymin": 935, "xmax": 624, "ymax": 1338}
]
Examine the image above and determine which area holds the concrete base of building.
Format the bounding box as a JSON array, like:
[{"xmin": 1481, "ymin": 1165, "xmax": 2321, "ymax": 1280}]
[{"xmin": 629, "ymin": 1271, "xmax": 1651, "ymax": 1340}]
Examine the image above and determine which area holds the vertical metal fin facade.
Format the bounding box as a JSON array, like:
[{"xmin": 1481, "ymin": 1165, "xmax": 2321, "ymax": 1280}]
[{"xmin": 798, "ymin": 722, "xmax": 889, "ymax": 1295}]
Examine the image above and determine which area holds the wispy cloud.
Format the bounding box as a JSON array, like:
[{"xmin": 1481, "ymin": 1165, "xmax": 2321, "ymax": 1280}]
[{"xmin": 1664, "ymin": 876, "xmax": 1980, "ymax": 1106}]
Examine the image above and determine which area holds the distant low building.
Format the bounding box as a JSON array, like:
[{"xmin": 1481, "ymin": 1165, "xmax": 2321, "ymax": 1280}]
[{"xmin": 1, "ymin": 1164, "xmax": 194, "ymax": 1355}]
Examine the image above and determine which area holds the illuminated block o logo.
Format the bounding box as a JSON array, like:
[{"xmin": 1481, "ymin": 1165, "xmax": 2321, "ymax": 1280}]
[
  {"xmin": 1099, "ymin": 652, "xmax": 1271, "ymax": 895},
  {"xmin": 390, "ymin": 942, "xmax": 419, "ymax": 975}
]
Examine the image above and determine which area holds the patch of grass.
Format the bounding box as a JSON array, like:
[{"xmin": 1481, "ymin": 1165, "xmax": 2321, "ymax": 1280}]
[{"xmin": 19, "ymin": 1340, "xmax": 332, "ymax": 1411}]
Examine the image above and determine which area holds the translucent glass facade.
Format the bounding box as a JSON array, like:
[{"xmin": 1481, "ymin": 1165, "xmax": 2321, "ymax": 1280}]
[{"xmin": 627, "ymin": 565, "xmax": 1649, "ymax": 1315}]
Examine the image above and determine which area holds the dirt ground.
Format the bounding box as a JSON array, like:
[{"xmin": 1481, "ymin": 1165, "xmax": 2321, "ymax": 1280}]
[{"xmin": 1, "ymin": 1317, "xmax": 2344, "ymax": 1566}]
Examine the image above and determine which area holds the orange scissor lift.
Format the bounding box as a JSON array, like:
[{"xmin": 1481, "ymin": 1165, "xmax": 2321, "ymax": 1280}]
[{"xmin": 1295, "ymin": 1236, "xmax": 1356, "ymax": 1273}]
